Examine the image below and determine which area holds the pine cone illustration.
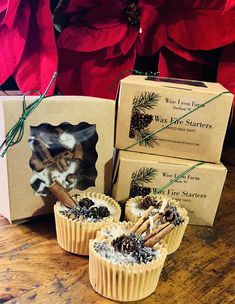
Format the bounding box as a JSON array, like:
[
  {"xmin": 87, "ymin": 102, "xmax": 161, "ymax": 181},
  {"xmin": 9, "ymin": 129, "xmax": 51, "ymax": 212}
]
[
  {"xmin": 129, "ymin": 185, "xmax": 151, "ymax": 198},
  {"xmin": 129, "ymin": 112, "xmax": 153, "ymax": 138}
]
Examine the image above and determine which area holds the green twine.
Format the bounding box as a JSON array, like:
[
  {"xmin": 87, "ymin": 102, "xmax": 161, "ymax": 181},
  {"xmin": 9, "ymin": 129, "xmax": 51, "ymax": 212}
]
[
  {"xmin": 153, "ymin": 161, "xmax": 205, "ymax": 194},
  {"xmin": 0, "ymin": 72, "xmax": 57, "ymax": 157},
  {"xmin": 124, "ymin": 90, "xmax": 231, "ymax": 150}
]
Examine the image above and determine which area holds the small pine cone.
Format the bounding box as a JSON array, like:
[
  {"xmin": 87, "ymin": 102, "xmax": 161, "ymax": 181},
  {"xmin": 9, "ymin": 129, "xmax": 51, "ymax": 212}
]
[
  {"xmin": 79, "ymin": 198, "xmax": 95, "ymax": 209},
  {"xmin": 97, "ymin": 206, "xmax": 110, "ymax": 218},
  {"xmin": 139, "ymin": 195, "xmax": 156, "ymax": 209},
  {"xmin": 87, "ymin": 207, "xmax": 100, "ymax": 219},
  {"xmin": 164, "ymin": 209, "xmax": 176, "ymax": 222},
  {"xmin": 87, "ymin": 206, "xmax": 110, "ymax": 219},
  {"xmin": 112, "ymin": 235, "xmax": 136, "ymax": 254},
  {"xmin": 159, "ymin": 209, "xmax": 176, "ymax": 224}
]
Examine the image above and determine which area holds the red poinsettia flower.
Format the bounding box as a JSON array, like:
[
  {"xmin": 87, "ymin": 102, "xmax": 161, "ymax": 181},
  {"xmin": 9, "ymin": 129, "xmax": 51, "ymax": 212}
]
[
  {"xmin": 158, "ymin": 0, "xmax": 235, "ymax": 127},
  {"xmin": 0, "ymin": 0, "xmax": 57, "ymax": 95},
  {"xmin": 57, "ymin": 0, "xmax": 166, "ymax": 99}
]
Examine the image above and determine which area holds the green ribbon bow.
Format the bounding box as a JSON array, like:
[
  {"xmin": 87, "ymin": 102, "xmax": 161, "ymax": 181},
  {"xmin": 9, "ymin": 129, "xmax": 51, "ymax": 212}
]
[{"xmin": 0, "ymin": 72, "xmax": 57, "ymax": 157}]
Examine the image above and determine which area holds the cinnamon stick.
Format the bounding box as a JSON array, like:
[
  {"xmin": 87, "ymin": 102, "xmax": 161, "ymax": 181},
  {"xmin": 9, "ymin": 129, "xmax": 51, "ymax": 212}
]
[
  {"xmin": 144, "ymin": 222, "xmax": 170, "ymax": 242},
  {"xmin": 136, "ymin": 213, "xmax": 160, "ymax": 235},
  {"xmin": 49, "ymin": 180, "xmax": 76, "ymax": 208},
  {"xmin": 144, "ymin": 223, "xmax": 175, "ymax": 247},
  {"xmin": 129, "ymin": 206, "xmax": 154, "ymax": 234},
  {"xmin": 33, "ymin": 138, "xmax": 54, "ymax": 164},
  {"xmin": 73, "ymin": 143, "xmax": 83, "ymax": 160}
]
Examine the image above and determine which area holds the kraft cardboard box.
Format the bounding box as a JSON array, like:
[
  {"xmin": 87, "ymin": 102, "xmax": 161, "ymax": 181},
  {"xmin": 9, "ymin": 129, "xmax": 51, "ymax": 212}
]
[
  {"xmin": 115, "ymin": 76, "xmax": 233, "ymax": 163},
  {"xmin": 112, "ymin": 150, "xmax": 227, "ymax": 226},
  {"xmin": 0, "ymin": 95, "xmax": 115, "ymax": 223}
]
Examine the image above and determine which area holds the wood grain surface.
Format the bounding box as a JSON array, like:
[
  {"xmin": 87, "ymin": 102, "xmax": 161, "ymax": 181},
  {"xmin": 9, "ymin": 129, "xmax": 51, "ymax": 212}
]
[{"xmin": 0, "ymin": 152, "xmax": 234, "ymax": 304}]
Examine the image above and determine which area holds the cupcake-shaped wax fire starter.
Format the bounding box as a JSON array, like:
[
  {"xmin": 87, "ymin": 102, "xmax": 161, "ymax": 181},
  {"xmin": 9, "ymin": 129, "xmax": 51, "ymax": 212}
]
[
  {"xmin": 50, "ymin": 181, "xmax": 121, "ymax": 255},
  {"xmin": 89, "ymin": 219, "xmax": 168, "ymax": 301},
  {"xmin": 125, "ymin": 194, "xmax": 189, "ymax": 254},
  {"xmin": 89, "ymin": 218, "xmax": 168, "ymax": 302}
]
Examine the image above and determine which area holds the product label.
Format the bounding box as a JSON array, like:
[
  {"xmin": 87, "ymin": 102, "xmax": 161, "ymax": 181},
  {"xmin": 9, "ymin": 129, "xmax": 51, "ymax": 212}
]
[
  {"xmin": 129, "ymin": 166, "xmax": 207, "ymax": 205},
  {"xmin": 128, "ymin": 90, "xmax": 215, "ymax": 154}
]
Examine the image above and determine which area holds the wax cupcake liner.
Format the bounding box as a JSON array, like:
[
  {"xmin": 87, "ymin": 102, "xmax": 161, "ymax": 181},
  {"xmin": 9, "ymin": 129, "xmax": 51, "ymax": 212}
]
[
  {"xmin": 54, "ymin": 191, "xmax": 121, "ymax": 255},
  {"xmin": 89, "ymin": 236, "xmax": 167, "ymax": 302},
  {"xmin": 125, "ymin": 195, "xmax": 189, "ymax": 255}
]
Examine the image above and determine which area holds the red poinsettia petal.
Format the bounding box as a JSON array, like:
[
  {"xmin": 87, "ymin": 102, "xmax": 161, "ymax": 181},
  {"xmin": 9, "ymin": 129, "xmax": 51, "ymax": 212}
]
[
  {"xmin": 164, "ymin": 39, "xmax": 215, "ymax": 67},
  {"xmin": 223, "ymin": 0, "xmax": 235, "ymax": 13},
  {"xmin": 0, "ymin": 0, "xmax": 31, "ymax": 86},
  {"xmin": 158, "ymin": 46, "xmax": 208, "ymax": 79},
  {"xmin": 81, "ymin": 4, "xmax": 123, "ymax": 28},
  {"xmin": 160, "ymin": 1, "xmax": 235, "ymax": 50},
  {"xmin": 139, "ymin": 0, "xmax": 166, "ymax": 7},
  {"xmin": 65, "ymin": 0, "xmax": 100, "ymax": 13},
  {"xmin": 0, "ymin": 1, "xmax": 7, "ymax": 12},
  {"xmin": 105, "ymin": 26, "xmax": 139, "ymax": 59},
  {"xmin": 1, "ymin": 0, "xmax": 21, "ymax": 28},
  {"xmin": 57, "ymin": 46, "xmax": 136, "ymax": 99},
  {"xmin": 217, "ymin": 42, "xmax": 235, "ymax": 127},
  {"xmin": 161, "ymin": 0, "xmax": 225, "ymax": 9},
  {"xmin": 136, "ymin": 4, "xmax": 166, "ymax": 56},
  {"xmin": 14, "ymin": 0, "xmax": 57, "ymax": 95},
  {"xmin": 58, "ymin": 23, "xmax": 127, "ymax": 52},
  {"xmin": 0, "ymin": 0, "xmax": 7, "ymax": 21}
]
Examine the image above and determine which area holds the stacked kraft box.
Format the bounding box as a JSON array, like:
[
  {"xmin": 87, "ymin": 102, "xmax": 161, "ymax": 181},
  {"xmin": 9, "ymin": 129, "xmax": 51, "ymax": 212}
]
[{"xmin": 113, "ymin": 75, "xmax": 233, "ymax": 226}]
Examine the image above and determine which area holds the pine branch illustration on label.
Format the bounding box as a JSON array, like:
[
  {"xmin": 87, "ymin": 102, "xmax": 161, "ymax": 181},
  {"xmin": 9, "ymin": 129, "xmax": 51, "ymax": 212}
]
[
  {"xmin": 129, "ymin": 91, "xmax": 160, "ymax": 147},
  {"xmin": 129, "ymin": 167, "xmax": 158, "ymax": 198}
]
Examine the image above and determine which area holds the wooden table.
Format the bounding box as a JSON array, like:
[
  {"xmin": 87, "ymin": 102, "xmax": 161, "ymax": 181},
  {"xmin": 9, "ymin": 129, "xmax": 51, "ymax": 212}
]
[{"xmin": 0, "ymin": 163, "xmax": 234, "ymax": 304}]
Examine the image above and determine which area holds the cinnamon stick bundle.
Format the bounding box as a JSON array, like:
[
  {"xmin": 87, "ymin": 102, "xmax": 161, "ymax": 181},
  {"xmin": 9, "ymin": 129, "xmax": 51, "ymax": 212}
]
[
  {"xmin": 129, "ymin": 205, "xmax": 176, "ymax": 248},
  {"xmin": 144, "ymin": 224, "xmax": 175, "ymax": 247},
  {"xmin": 129, "ymin": 206, "xmax": 154, "ymax": 234}
]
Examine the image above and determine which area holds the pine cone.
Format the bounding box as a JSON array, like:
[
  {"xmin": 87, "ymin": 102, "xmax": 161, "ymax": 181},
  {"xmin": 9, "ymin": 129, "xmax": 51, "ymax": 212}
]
[
  {"xmin": 79, "ymin": 198, "xmax": 95, "ymax": 209},
  {"xmin": 129, "ymin": 185, "xmax": 151, "ymax": 198},
  {"xmin": 88, "ymin": 206, "xmax": 110, "ymax": 219},
  {"xmin": 139, "ymin": 195, "xmax": 159, "ymax": 209},
  {"xmin": 88, "ymin": 207, "xmax": 100, "ymax": 219},
  {"xmin": 112, "ymin": 235, "xmax": 136, "ymax": 254},
  {"xmin": 97, "ymin": 206, "xmax": 110, "ymax": 218}
]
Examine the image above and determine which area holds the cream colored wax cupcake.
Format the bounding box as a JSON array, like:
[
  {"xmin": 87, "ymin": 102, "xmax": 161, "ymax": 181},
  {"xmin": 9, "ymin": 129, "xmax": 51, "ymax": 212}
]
[
  {"xmin": 89, "ymin": 221, "xmax": 167, "ymax": 302},
  {"xmin": 54, "ymin": 191, "xmax": 121, "ymax": 255},
  {"xmin": 125, "ymin": 194, "xmax": 189, "ymax": 254}
]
